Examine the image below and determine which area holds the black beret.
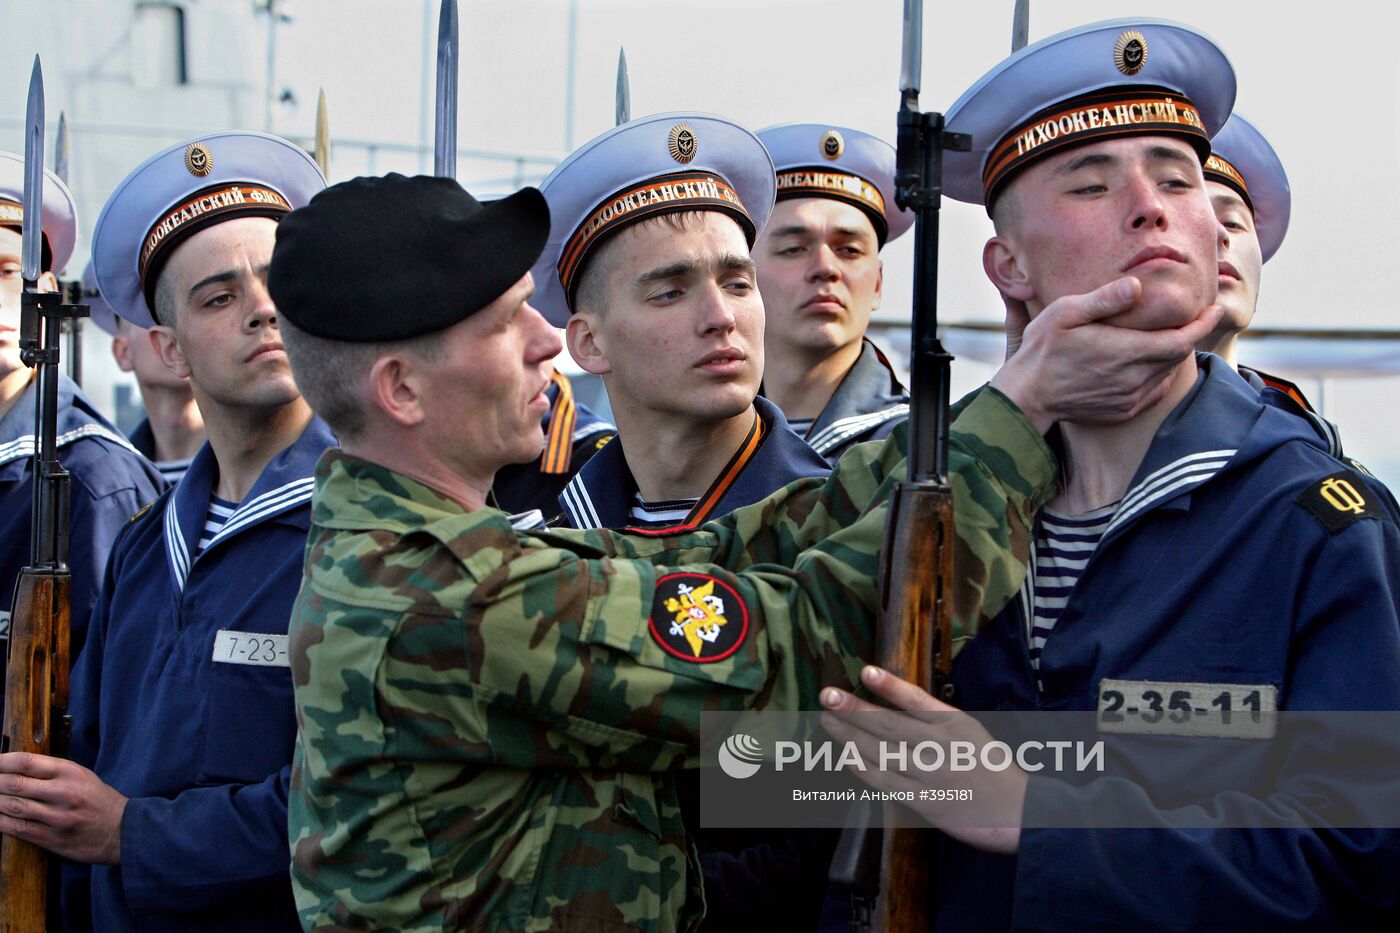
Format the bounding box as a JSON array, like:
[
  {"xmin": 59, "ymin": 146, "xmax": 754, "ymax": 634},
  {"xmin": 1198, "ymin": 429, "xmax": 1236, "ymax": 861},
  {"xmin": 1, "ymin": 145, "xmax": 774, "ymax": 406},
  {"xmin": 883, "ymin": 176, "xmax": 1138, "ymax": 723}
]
[{"xmin": 268, "ymin": 173, "xmax": 549, "ymax": 341}]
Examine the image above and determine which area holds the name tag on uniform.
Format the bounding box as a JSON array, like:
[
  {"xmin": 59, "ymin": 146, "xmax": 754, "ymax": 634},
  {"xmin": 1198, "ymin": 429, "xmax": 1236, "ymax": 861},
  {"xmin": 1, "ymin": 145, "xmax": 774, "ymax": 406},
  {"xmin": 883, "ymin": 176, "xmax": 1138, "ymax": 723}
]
[
  {"xmin": 1097, "ymin": 678, "xmax": 1278, "ymax": 739},
  {"xmin": 212, "ymin": 630, "xmax": 290, "ymax": 668}
]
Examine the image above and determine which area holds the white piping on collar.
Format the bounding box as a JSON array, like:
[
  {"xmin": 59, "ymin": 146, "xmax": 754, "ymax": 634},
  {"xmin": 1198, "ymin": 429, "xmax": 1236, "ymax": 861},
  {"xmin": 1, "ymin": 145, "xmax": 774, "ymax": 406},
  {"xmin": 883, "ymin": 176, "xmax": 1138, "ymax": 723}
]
[
  {"xmin": 163, "ymin": 476, "xmax": 315, "ymax": 592},
  {"xmin": 163, "ymin": 493, "xmax": 191, "ymax": 591},
  {"xmin": 560, "ymin": 472, "xmax": 603, "ymax": 530},
  {"xmin": 806, "ymin": 404, "xmax": 909, "ymax": 455},
  {"xmin": 0, "ymin": 424, "xmax": 141, "ymax": 467},
  {"xmin": 1103, "ymin": 449, "xmax": 1236, "ymax": 539},
  {"xmin": 206, "ymin": 477, "xmax": 315, "ymax": 550}
]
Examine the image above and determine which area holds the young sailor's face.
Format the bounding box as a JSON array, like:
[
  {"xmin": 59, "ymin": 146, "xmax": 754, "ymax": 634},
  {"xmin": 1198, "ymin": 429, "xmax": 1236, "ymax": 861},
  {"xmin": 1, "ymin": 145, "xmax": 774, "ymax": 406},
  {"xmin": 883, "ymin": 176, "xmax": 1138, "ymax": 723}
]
[
  {"xmin": 151, "ymin": 217, "xmax": 302, "ymax": 411},
  {"xmin": 755, "ymin": 198, "xmax": 883, "ymax": 358},
  {"xmin": 1000, "ymin": 136, "xmax": 1222, "ymax": 332},
  {"xmin": 1207, "ymin": 181, "xmax": 1264, "ymax": 341},
  {"xmin": 0, "ymin": 226, "xmax": 57, "ymax": 378},
  {"xmin": 580, "ymin": 212, "xmax": 764, "ymax": 424}
]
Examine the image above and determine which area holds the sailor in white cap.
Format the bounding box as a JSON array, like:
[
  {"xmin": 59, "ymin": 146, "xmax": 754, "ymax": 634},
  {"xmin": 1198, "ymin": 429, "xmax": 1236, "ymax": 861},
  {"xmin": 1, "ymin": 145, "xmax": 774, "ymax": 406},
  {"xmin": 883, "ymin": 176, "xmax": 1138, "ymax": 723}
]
[
  {"xmin": 753, "ymin": 124, "xmax": 912, "ymax": 461},
  {"xmin": 533, "ymin": 113, "xmax": 830, "ymax": 531},
  {"xmin": 0, "ymin": 152, "xmax": 162, "ymax": 685},
  {"xmin": 818, "ymin": 19, "xmax": 1400, "ymax": 930},
  {"xmin": 1196, "ymin": 116, "xmax": 1315, "ymax": 396},
  {"xmin": 82, "ymin": 258, "xmax": 204, "ymax": 484},
  {"xmin": 0, "ymin": 132, "xmax": 328, "ymax": 933}
]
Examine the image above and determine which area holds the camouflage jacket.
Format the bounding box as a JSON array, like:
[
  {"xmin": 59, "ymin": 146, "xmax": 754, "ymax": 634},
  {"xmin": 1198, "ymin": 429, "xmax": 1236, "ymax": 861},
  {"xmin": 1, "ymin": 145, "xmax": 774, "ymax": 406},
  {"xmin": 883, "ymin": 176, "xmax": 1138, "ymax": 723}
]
[{"xmin": 288, "ymin": 386, "xmax": 1057, "ymax": 932}]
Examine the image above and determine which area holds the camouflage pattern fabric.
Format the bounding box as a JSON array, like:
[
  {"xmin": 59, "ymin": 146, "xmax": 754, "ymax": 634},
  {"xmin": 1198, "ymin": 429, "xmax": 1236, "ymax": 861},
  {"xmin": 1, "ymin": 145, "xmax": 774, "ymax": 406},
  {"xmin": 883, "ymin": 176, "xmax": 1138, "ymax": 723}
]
[{"xmin": 288, "ymin": 386, "xmax": 1057, "ymax": 932}]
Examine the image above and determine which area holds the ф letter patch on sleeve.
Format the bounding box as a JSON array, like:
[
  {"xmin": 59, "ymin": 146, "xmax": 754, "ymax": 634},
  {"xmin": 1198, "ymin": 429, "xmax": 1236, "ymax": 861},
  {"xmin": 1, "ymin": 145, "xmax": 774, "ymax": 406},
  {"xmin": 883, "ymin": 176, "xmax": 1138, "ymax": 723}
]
[
  {"xmin": 649, "ymin": 573, "xmax": 749, "ymax": 663},
  {"xmin": 1296, "ymin": 470, "xmax": 1372, "ymax": 534}
]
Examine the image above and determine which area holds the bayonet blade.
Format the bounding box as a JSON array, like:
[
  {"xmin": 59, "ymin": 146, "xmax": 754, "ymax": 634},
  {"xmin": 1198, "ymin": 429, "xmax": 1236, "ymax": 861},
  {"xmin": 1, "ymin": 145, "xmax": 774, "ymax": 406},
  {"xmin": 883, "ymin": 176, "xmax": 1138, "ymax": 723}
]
[
  {"xmin": 54, "ymin": 111, "xmax": 70, "ymax": 184},
  {"xmin": 22, "ymin": 56, "xmax": 45, "ymax": 283},
  {"xmin": 615, "ymin": 47, "xmax": 630, "ymax": 126},
  {"xmin": 314, "ymin": 88, "xmax": 330, "ymax": 176},
  {"xmin": 434, "ymin": 0, "xmax": 459, "ymax": 178},
  {"xmin": 899, "ymin": 0, "xmax": 922, "ymax": 97},
  {"xmin": 1012, "ymin": 0, "xmax": 1030, "ymax": 52}
]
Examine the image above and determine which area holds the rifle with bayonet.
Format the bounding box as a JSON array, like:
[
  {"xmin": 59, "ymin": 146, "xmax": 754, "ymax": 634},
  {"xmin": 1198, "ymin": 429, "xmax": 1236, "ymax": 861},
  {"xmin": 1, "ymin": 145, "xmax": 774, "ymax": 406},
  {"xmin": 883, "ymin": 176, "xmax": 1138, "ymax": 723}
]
[
  {"xmin": 615, "ymin": 47, "xmax": 630, "ymax": 126},
  {"xmin": 54, "ymin": 111, "xmax": 83, "ymax": 387},
  {"xmin": 434, "ymin": 0, "xmax": 458, "ymax": 179},
  {"xmin": 828, "ymin": 1, "xmax": 969, "ymax": 929},
  {"xmin": 0, "ymin": 56, "xmax": 90, "ymax": 933}
]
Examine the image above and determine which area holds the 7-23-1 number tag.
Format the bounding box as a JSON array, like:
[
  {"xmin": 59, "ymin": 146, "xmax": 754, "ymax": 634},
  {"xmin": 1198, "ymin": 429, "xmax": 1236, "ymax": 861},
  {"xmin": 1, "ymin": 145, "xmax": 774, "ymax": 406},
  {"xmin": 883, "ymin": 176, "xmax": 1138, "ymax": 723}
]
[{"xmin": 212, "ymin": 629, "xmax": 290, "ymax": 668}]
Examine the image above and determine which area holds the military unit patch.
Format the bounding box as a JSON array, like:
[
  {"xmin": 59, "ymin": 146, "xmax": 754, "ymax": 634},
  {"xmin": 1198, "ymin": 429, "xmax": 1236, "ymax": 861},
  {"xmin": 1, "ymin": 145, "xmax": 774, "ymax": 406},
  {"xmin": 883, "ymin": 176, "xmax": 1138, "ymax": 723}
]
[
  {"xmin": 1296, "ymin": 470, "xmax": 1372, "ymax": 534},
  {"xmin": 649, "ymin": 572, "xmax": 748, "ymax": 663}
]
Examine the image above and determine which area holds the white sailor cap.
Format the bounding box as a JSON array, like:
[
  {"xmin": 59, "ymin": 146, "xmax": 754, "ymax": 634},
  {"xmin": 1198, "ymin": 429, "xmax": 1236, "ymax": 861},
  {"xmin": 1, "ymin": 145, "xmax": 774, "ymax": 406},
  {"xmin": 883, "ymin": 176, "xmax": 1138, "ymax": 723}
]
[
  {"xmin": 757, "ymin": 124, "xmax": 912, "ymax": 246},
  {"xmin": 944, "ymin": 19, "xmax": 1236, "ymax": 210},
  {"xmin": 92, "ymin": 131, "xmax": 325, "ymax": 328},
  {"xmin": 531, "ymin": 112, "xmax": 776, "ymax": 327},
  {"xmin": 0, "ymin": 150, "xmax": 78, "ymax": 275},
  {"xmin": 1205, "ymin": 114, "xmax": 1290, "ymax": 263},
  {"xmin": 81, "ymin": 257, "xmax": 120, "ymax": 336}
]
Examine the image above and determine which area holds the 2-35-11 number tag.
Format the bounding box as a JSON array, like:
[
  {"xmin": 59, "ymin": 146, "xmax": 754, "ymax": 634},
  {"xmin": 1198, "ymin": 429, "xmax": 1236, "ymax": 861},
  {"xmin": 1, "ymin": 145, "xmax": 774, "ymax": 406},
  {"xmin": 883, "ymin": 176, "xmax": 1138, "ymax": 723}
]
[{"xmin": 1097, "ymin": 678, "xmax": 1278, "ymax": 739}]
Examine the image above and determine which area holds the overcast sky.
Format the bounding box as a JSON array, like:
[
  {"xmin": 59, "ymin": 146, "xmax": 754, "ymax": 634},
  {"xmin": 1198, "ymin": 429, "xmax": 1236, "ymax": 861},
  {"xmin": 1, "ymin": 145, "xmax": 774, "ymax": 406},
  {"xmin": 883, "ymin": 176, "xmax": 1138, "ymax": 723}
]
[{"xmin": 8, "ymin": 0, "xmax": 1399, "ymax": 478}]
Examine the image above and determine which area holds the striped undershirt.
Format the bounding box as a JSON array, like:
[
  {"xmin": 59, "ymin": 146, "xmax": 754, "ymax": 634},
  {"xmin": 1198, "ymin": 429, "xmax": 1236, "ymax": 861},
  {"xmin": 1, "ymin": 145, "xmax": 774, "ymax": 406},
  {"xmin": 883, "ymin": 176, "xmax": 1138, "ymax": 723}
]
[
  {"xmin": 1029, "ymin": 502, "xmax": 1117, "ymax": 669},
  {"xmin": 195, "ymin": 494, "xmax": 239, "ymax": 557},
  {"xmin": 156, "ymin": 458, "xmax": 192, "ymax": 485},
  {"xmin": 628, "ymin": 494, "xmax": 699, "ymax": 530}
]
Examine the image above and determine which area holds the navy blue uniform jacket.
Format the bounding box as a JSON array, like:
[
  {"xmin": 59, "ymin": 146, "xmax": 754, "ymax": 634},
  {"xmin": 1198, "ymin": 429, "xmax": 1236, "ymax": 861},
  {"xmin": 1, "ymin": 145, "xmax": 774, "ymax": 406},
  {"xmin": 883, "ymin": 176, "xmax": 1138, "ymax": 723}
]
[
  {"xmin": 935, "ymin": 355, "xmax": 1400, "ymax": 930},
  {"xmin": 798, "ymin": 338, "xmax": 909, "ymax": 462},
  {"xmin": 0, "ymin": 375, "xmax": 162, "ymax": 721},
  {"xmin": 557, "ymin": 395, "xmax": 829, "ymax": 530},
  {"xmin": 64, "ymin": 416, "xmax": 336, "ymax": 932}
]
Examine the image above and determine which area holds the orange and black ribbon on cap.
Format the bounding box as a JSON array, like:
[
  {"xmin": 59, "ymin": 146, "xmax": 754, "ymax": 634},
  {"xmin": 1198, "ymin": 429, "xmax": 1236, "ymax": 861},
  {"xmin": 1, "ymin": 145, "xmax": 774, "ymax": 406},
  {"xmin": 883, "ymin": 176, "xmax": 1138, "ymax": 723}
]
[
  {"xmin": 139, "ymin": 182, "xmax": 292, "ymax": 311},
  {"xmin": 558, "ymin": 171, "xmax": 754, "ymax": 310},
  {"xmin": 982, "ymin": 87, "xmax": 1211, "ymax": 207},
  {"xmin": 1204, "ymin": 153, "xmax": 1253, "ymax": 213},
  {"xmin": 775, "ymin": 167, "xmax": 889, "ymax": 244}
]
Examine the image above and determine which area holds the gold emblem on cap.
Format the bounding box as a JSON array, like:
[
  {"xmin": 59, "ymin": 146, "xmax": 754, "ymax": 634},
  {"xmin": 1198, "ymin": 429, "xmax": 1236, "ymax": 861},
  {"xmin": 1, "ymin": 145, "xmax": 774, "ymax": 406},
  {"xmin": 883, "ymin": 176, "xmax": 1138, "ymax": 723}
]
[
  {"xmin": 820, "ymin": 130, "xmax": 845, "ymax": 160},
  {"xmin": 668, "ymin": 123, "xmax": 698, "ymax": 164},
  {"xmin": 184, "ymin": 142, "xmax": 214, "ymax": 177},
  {"xmin": 1114, "ymin": 30, "xmax": 1148, "ymax": 76}
]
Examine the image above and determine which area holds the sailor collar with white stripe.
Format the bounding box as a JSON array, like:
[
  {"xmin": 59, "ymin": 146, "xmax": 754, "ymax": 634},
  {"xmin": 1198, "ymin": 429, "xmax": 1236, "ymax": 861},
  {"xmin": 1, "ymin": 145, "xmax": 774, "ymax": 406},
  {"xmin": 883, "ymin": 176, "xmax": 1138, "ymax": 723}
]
[
  {"xmin": 559, "ymin": 395, "xmax": 829, "ymax": 530},
  {"xmin": 801, "ymin": 339, "xmax": 909, "ymax": 458},
  {"xmin": 0, "ymin": 373, "xmax": 139, "ymax": 470},
  {"xmin": 1036, "ymin": 354, "xmax": 1265, "ymax": 551},
  {"xmin": 1013, "ymin": 355, "xmax": 1266, "ymax": 657},
  {"xmin": 163, "ymin": 414, "xmax": 335, "ymax": 591}
]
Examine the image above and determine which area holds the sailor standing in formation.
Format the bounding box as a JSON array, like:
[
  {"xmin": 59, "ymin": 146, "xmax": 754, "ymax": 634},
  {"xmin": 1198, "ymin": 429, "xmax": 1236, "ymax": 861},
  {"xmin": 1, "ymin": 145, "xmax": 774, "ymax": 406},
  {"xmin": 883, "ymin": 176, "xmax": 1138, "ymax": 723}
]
[
  {"xmin": 0, "ymin": 131, "xmax": 329, "ymax": 931},
  {"xmin": 535, "ymin": 113, "xmax": 832, "ymax": 531},
  {"xmin": 0, "ymin": 6, "xmax": 1397, "ymax": 932},
  {"xmin": 820, "ymin": 17, "xmax": 1400, "ymax": 930},
  {"xmin": 0, "ymin": 153, "xmax": 162, "ymax": 718},
  {"xmin": 754, "ymin": 123, "xmax": 913, "ymax": 461},
  {"xmin": 81, "ymin": 258, "xmax": 206, "ymax": 485}
]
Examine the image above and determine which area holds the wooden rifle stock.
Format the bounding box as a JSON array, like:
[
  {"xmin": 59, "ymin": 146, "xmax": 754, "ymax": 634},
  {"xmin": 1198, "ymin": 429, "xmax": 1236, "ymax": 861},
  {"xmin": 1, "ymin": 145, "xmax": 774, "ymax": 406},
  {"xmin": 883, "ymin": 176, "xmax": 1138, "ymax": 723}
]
[
  {"xmin": 0, "ymin": 284, "xmax": 83, "ymax": 933},
  {"xmin": 830, "ymin": 5, "xmax": 969, "ymax": 927},
  {"xmin": 0, "ymin": 570, "xmax": 71, "ymax": 933},
  {"xmin": 872, "ymin": 479, "xmax": 955, "ymax": 931}
]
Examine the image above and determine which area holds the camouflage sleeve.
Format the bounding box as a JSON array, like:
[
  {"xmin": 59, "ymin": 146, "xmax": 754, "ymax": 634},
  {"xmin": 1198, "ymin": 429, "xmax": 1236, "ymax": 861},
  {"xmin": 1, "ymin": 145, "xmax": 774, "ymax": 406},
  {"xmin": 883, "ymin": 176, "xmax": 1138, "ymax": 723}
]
[{"xmin": 557, "ymin": 383, "xmax": 1057, "ymax": 646}]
